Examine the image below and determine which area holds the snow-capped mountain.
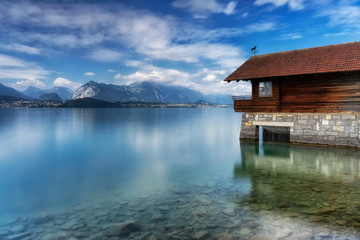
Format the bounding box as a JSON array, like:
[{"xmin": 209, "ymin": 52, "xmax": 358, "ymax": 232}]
[{"xmin": 72, "ymin": 81, "xmax": 232, "ymax": 104}]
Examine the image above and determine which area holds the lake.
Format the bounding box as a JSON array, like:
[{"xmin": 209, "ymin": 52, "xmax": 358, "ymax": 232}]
[{"xmin": 1, "ymin": 108, "xmax": 360, "ymax": 239}]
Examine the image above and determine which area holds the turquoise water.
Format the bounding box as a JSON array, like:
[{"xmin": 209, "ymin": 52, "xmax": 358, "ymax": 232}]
[{"xmin": 1, "ymin": 108, "xmax": 360, "ymax": 239}]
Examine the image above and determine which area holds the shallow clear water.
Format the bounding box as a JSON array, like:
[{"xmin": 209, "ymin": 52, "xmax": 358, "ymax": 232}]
[{"xmin": 1, "ymin": 108, "xmax": 360, "ymax": 239}]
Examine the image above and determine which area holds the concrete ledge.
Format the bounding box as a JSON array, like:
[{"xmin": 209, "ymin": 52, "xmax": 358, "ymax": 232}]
[{"xmin": 253, "ymin": 121, "xmax": 294, "ymax": 127}]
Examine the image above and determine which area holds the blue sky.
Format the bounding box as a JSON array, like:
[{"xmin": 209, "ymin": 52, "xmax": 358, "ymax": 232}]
[{"xmin": 0, "ymin": 0, "xmax": 360, "ymax": 95}]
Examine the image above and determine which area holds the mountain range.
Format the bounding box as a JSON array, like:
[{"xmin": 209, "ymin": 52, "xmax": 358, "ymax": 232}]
[
  {"xmin": 0, "ymin": 81, "xmax": 232, "ymax": 105},
  {"xmin": 72, "ymin": 81, "xmax": 232, "ymax": 104},
  {"xmin": 22, "ymin": 86, "xmax": 74, "ymax": 100}
]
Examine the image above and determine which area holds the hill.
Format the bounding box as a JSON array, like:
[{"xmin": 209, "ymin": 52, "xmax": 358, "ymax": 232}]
[
  {"xmin": 0, "ymin": 83, "xmax": 30, "ymax": 99},
  {"xmin": 22, "ymin": 86, "xmax": 74, "ymax": 100}
]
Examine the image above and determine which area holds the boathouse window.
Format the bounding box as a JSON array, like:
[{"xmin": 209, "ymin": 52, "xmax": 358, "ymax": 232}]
[{"xmin": 259, "ymin": 81, "xmax": 272, "ymax": 97}]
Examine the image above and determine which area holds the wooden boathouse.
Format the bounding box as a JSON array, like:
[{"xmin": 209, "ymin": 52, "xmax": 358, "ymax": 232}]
[{"xmin": 225, "ymin": 41, "xmax": 360, "ymax": 147}]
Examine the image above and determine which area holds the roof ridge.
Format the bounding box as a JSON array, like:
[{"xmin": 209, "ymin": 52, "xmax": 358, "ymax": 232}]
[
  {"xmin": 252, "ymin": 41, "xmax": 360, "ymax": 58},
  {"xmin": 225, "ymin": 41, "xmax": 360, "ymax": 81}
]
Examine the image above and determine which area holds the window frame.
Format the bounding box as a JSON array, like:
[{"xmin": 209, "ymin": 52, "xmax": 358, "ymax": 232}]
[{"xmin": 259, "ymin": 81, "xmax": 272, "ymax": 97}]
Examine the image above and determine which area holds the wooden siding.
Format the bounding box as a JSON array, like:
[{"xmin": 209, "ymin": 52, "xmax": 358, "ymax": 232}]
[{"xmin": 234, "ymin": 72, "xmax": 360, "ymax": 113}]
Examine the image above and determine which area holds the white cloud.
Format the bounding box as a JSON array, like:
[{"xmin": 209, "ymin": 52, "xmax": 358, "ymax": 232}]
[
  {"xmin": 114, "ymin": 73, "xmax": 122, "ymax": 80},
  {"xmin": 0, "ymin": 54, "xmax": 50, "ymax": 90},
  {"xmin": 175, "ymin": 22, "xmax": 276, "ymax": 43},
  {"xmin": 0, "ymin": 54, "xmax": 29, "ymax": 68},
  {"xmin": 88, "ymin": 48, "xmax": 122, "ymax": 62},
  {"xmin": 84, "ymin": 72, "xmax": 96, "ymax": 76},
  {"xmin": 13, "ymin": 78, "xmax": 46, "ymax": 91},
  {"xmin": 53, "ymin": 77, "xmax": 82, "ymax": 91},
  {"xmin": 254, "ymin": 0, "xmax": 306, "ymax": 11},
  {"xmin": 172, "ymin": 0, "xmax": 237, "ymax": 18},
  {"xmin": 108, "ymin": 69, "xmax": 117, "ymax": 73},
  {"xmin": 0, "ymin": 43, "xmax": 41, "ymax": 55},
  {"xmin": 125, "ymin": 60, "xmax": 143, "ymax": 67},
  {"xmin": 278, "ymin": 33, "xmax": 303, "ymax": 40},
  {"xmin": 117, "ymin": 64, "xmax": 250, "ymax": 95},
  {"xmin": 202, "ymin": 74, "xmax": 218, "ymax": 82},
  {"xmin": 318, "ymin": 5, "xmax": 360, "ymax": 29},
  {"xmin": 24, "ymin": 33, "xmax": 105, "ymax": 48}
]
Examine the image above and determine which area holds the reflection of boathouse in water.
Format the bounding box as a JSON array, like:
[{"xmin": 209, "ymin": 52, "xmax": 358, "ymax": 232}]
[
  {"xmin": 225, "ymin": 42, "xmax": 360, "ymax": 147},
  {"xmin": 234, "ymin": 142, "xmax": 360, "ymax": 227}
]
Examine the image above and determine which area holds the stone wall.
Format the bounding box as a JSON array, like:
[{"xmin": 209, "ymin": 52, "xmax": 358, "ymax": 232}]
[{"xmin": 240, "ymin": 113, "xmax": 360, "ymax": 148}]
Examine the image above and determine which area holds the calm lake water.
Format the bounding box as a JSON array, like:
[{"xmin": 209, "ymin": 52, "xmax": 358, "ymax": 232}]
[{"xmin": 1, "ymin": 108, "xmax": 360, "ymax": 239}]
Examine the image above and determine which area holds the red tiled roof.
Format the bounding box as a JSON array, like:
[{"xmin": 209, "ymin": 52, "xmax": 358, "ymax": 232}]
[{"xmin": 225, "ymin": 42, "xmax": 360, "ymax": 82}]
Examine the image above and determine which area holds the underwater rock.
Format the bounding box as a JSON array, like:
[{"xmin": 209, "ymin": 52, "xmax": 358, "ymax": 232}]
[
  {"xmin": 9, "ymin": 224, "xmax": 26, "ymax": 233},
  {"xmin": 151, "ymin": 214, "xmax": 167, "ymax": 223},
  {"xmin": 40, "ymin": 232, "xmax": 68, "ymax": 240},
  {"xmin": 59, "ymin": 219, "xmax": 78, "ymax": 230},
  {"xmin": 223, "ymin": 208, "xmax": 236, "ymax": 216},
  {"xmin": 276, "ymin": 229, "xmax": 293, "ymax": 239},
  {"xmin": 309, "ymin": 216, "xmax": 326, "ymax": 222},
  {"xmin": 106, "ymin": 221, "xmax": 141, "ymax": 236},
  {"xmin": 192, "ymin": 230, "xmax": 210, "ymax": 240},
  {"xmin": 158, "ymin": 205, "xmax": 170, "ymax": 212},
  {"xmin": 216, "ymin": 232, "xmax": 236, "ymax": 240},
  {"xmin": 316, "ymin": 208, "xmax": 336, "ymax": 215},
  {"xmin": 278, "ymin": 202, "xmax": 290, "ymax": 208},
  {"xmin": 295, "ymin": 202, "xmax": 310, "ymax": 207},
  {"xmin": 5, "ymin": 232, "xmax": 31, "ymax": 240},
  {"xmin": 249, "ymin": 233, "xmax": 271, "ymax": 240},
  {"xmin": 335, "ymin": 220, "xmax": 347, "ymax": 226},
  {"xmin": 239, "ymin": 228, "xmax": 251, "ymax": 235},
  {"xmin": 312, "ymin": 187, "xmax": 325, "ymax": 193},
  {"xmin": 301, "ymin": 208, "xmax": 319, "ymax": 215},
  {"xmin": 73, "ymin": 231, "xmax": 90, "ymax": 238},
  {"xmin": 282, "ymin": 212, "xmax": 299, "ymax": 217},
  {"xmin": 34, "ymin": 214, "xmax": 55, "ymax": 224}
]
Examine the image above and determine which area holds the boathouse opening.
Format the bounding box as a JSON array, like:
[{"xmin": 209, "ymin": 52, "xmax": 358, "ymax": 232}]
[
  {"xmin": 259, "ymin": 126, "xmax": 290, "ymax": 143},
  {"xmin": 263, "ymin": 126, "xmax": 290, "ymax": 143}
]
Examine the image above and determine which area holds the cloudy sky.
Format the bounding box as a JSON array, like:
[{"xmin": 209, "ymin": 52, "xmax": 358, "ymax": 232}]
[{"xmin": 0, "ymin": 0, "xmax": 360, "ymax": 95}]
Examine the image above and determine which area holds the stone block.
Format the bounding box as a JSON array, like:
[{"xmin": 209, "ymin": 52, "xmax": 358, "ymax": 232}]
[
  {"xmin": 339, "ymin": 132, "xmax": 350, "ymax": 137},
  {"xmin": 326, "ymin": 115, "xmax": 332, "ymax": 120},
  {"xmin": 324, "ymin": 136, "xmax": 336, "ymax": 141},
  {"xmin": 333, "ymin": 126, "xmax": 344, "ymax": 132},
  {"xmin": 345, "ymin": 126, "xmax": 355, "ymax": 133},
  {"xmin": 322, "ymin": 120, "xmax": 329, "ymax": 125},
  {"xmin": 303, "ymin": 130, "xmax": 315, "ymax": 134},
  {"xmin": 325, "ymin": 131, "xmax": 339, "ymax": 136},
  {"xmin": 298, "ymin": 120, "xmax": 308, "ymax": 125},
  {"xmin": 329, "ymin": 120, "xmax": 336, "ymax": 126},
  {"xmin": 342, "ymin": 115, "xmax": 356, "ymax": 120},
  {"xmin": 321, "ymin": 125, "xmax": 331, "ymax": 130}
]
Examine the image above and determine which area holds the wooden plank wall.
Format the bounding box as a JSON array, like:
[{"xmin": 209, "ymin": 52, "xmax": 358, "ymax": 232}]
[
  {"xmin": 280, "ymin": 72, "xmax": 360, "ymax": 113},
  {"xmin": 234, "ymin": 72, "xmax": 360, "ymax": 113}
]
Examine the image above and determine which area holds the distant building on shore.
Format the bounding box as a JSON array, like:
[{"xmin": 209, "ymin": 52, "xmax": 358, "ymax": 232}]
[{"xmin": 225, "ymin": 41, "xmax": 360, "ymax": 147}]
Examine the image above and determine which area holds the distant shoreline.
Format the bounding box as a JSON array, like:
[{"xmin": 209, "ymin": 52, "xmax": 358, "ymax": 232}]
[{"xmin": 0, "ymin": 97, "xmax": 232, "ymax": 108}]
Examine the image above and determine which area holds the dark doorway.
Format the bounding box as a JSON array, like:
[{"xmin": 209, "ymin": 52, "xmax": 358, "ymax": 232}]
[{"xmin": 262, "ymin": 126, "xmax": 290, "ymax": 143}]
